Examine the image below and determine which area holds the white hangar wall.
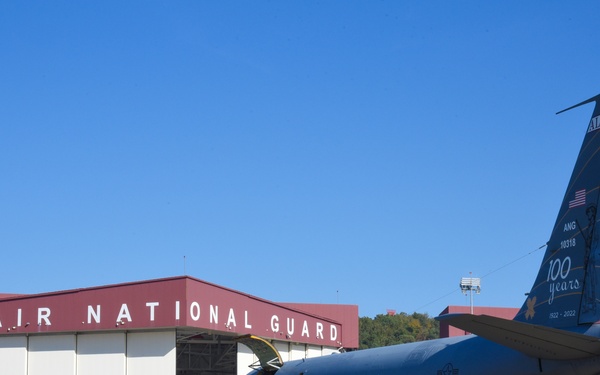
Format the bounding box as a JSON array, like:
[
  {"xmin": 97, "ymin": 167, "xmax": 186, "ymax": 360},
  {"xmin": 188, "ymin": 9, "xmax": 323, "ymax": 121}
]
[
  {"xmin": 0, "ymin": 336, "xmax": 27, "ymax": 373},
  {"xmin": 0, "ymin": 330, "xmax": 340, "ymax": 375},
  {"xmin": 236, "ymin": 341, "xmax": 341, "ymax": 375},
  {"xmin": 1, "ymin": 331, "xmax": 176, "ymax": 375}
]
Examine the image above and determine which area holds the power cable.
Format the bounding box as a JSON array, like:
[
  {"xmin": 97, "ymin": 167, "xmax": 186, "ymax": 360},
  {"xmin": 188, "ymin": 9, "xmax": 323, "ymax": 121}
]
[{"xmin": 412, "ymin": 243, "xmax": 547, "ymax": 313}]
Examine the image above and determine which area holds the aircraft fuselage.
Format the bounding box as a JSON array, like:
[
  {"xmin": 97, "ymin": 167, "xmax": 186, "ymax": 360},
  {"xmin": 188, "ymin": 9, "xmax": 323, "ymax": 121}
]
[{"xmin": 273, "ymin": 334, "xmax": 600, "ymax": 375}]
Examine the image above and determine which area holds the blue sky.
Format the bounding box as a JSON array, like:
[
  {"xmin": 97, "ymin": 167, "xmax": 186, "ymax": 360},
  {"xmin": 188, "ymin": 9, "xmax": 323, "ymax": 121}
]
[{"xmin": 1, "ymin": 1, "xmax": 600, "ymax": 318}]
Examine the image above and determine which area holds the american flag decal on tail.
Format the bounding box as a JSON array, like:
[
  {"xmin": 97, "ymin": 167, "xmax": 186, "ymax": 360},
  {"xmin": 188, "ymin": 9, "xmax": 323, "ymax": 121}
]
[{"xmin": 569, "ymin": 189, "xmax": 586, "ymax": 208}]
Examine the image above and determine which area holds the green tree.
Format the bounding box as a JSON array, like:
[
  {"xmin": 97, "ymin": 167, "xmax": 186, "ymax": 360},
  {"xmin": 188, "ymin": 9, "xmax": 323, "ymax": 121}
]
[{"xmin": 358, "ymin": 312, "xmax": 439, "ymax": 349}]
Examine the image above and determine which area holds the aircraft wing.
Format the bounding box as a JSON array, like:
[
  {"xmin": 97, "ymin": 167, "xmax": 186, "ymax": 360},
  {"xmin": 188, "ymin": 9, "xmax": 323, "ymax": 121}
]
[{"xmin": 437, "ymin": 313, "xmax": 600, "ymax": 360}]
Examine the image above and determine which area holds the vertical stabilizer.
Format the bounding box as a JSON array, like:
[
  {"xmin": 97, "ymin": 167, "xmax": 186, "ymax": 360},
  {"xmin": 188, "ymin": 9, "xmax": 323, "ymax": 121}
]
[{"xmin": 514, "ymin": 94, "xmax": 600, "ymax": 327}]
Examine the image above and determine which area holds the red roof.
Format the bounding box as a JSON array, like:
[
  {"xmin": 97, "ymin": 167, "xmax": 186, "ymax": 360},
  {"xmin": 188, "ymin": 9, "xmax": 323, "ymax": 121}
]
[{"xmin": 0, "ymin": 276, "xmax": 359, "ymax": 348}]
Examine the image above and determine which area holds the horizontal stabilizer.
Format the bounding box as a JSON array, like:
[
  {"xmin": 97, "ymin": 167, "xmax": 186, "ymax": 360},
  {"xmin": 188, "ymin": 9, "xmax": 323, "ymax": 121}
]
[{"xmin": 436, "ymin": 313, "xmax": 600, "ymax": 360}]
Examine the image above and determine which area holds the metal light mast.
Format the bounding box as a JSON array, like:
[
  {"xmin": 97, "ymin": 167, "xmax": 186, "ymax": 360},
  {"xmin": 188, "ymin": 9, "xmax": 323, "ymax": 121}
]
[{"xmin": 459, "ymin": 273, "xmax": 481, "ymax": 314}]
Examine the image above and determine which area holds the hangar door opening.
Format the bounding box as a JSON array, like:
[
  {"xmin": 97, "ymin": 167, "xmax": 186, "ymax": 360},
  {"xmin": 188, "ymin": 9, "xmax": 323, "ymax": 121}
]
[{"xmin": 177, "ymin": 331, "xmax": 238, "ymax": 375}]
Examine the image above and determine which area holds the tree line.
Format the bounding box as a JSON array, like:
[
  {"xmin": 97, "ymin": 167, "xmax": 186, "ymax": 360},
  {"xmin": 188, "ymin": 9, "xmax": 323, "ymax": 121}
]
[{"xmin": 359, "ymin": 312, "xmax": 439, "ymax": 349}]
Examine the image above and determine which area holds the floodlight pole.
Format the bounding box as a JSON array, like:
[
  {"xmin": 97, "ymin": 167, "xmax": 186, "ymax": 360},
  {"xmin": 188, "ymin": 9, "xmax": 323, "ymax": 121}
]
[
  {"xmin": 459, "ymin": 273, "xmax": 481, "ymax": 314},
  {"xmin": 469, "ymin": 287, "xmax": 474, "ymax": 314}
]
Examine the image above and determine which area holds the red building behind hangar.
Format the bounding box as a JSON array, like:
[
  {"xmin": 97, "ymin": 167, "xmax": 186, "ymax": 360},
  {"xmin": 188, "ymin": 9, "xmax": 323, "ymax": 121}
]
[
  {"xmin": 0, "ymin": 276, "xmax": 358, "ymax": 375},
  {"xmin": 439, "ymin": 305, "xmax": 519, "ymax": 338}
]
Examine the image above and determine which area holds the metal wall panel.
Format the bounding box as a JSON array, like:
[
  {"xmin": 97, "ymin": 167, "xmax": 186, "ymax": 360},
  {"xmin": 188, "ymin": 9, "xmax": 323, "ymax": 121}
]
[
  {"xmin": 0, "ymin": 336, "xmax": 27, "ymax": 374},
  {"xmin": 0, "ymin": 278, "xmax": 356, "ymax": 349},
  {"xmin": 126, "ymin": 331, "xmax": 176, "ymax": 375},
  {"xmin": 77, "ymin": 333, "xmax": 126, "ymax": 375},
  {"xmin": 306, "ymin": 345, "xmax": 321, "ymax": 358},
  {"xmin": 290, "ymin": 343, "xmax": 306, "ymax": 360},
  {"xmin": 237, "ymin": 342, "xmax": 255, "ymax": 375},
  {"xmin": 322, "ymin": 346, "xmax": 339, "ymax": 355},
  {"xmin": 272, "ymin": 341, "xmax": 289, "ymax": 362},
  {"xmin": 28, "ymin": 335, "xmax": 76, "ymax": 375}
]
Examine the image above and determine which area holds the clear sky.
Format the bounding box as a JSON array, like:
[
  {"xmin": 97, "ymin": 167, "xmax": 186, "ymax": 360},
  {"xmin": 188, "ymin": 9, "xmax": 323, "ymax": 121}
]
[{"xmin": 1, "ymin": 1, "xmax": 600, "ymax": 318}]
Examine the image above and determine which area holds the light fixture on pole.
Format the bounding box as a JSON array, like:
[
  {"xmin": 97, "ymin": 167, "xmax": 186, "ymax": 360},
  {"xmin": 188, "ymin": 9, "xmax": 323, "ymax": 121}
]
[{"xmin": 459, "ymin": 274, "xmax": 481, "ymax": 314}]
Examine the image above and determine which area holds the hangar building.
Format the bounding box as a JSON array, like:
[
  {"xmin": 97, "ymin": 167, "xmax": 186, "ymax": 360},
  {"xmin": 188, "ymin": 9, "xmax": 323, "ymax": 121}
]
[{"xmin": 0, "ymin": 276, "xmax": 358, "ymax": 375}]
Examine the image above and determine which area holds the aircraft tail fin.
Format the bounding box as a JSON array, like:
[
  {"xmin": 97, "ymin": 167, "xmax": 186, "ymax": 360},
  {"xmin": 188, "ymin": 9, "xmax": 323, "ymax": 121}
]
[
  {"xmin": 514, "ymin": 94, "xmax": 600, "ymax": 327},
  {"xmin": 556, "ymin": 94, "xmax": 600, "ymax": 115},
  {"xmin": 437, "ymin": 313, "xmax": 600, "ymax": 360}
]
